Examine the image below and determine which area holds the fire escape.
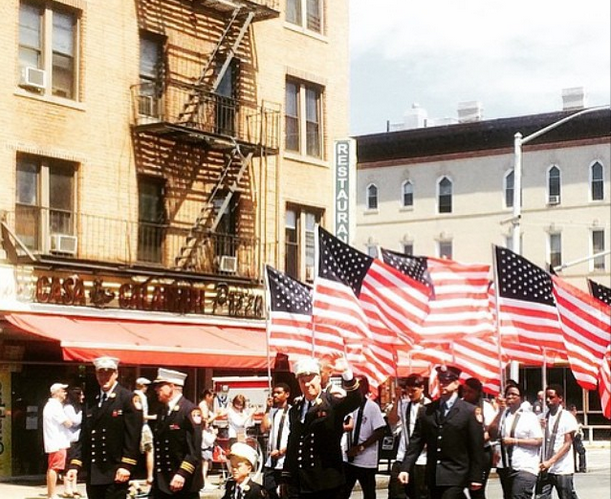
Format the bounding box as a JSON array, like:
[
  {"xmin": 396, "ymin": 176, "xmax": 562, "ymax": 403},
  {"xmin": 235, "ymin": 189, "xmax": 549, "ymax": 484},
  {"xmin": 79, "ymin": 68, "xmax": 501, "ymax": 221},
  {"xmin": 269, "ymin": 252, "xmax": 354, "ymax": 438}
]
[{"xmin": 131, "ymin": 0, "xmax": 280, "ymax": 277}]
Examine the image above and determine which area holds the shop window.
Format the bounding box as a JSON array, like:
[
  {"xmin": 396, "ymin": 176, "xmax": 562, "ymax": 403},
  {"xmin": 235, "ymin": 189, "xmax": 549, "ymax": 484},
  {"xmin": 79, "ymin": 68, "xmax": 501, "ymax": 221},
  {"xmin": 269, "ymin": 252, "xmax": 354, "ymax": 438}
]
[{"xmin": 18, "ymin": 1, "xmax": 80, "ymax": 100}]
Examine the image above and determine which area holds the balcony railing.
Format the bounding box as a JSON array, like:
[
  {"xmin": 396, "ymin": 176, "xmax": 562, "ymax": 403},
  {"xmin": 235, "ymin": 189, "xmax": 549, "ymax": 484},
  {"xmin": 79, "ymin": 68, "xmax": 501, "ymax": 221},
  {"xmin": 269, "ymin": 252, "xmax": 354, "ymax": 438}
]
[
  {"xmin": 2, "ymin": 210, "xmax": 259, "ymax": 279},
  {"xmin": 131, "ymin": 82, "xmax": 280, "ymax": 152}
]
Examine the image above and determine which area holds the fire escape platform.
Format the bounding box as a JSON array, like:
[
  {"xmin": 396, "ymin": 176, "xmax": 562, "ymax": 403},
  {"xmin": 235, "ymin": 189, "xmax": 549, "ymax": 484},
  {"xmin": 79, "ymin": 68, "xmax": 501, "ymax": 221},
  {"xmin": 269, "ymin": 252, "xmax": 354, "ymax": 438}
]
[{"xmin": 198, "ymin": 0, "xmax": 280, "ymax": 22}]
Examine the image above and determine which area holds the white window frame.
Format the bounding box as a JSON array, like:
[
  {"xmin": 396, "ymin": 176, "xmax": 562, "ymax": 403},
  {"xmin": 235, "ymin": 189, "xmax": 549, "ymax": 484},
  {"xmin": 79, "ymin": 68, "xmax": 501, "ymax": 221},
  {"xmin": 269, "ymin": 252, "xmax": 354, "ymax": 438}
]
[
  {"xmin": 547, "ymin": 165, "xmax": 562, "ymax": 205},
  {"xmin": 548, "ymin": 232, "xmax": 562, "ymax": 270},
  {"xmin": 366, "ymin": 183, "xmax": 378, "ymax": 211},
  {"xmin": 285, "ymin": 78, "xmax": 324, "ymax": 159},
  {"xmin": 401, "ymin": 180, "xmax": 414, "ymax": 208},
  {"xmin": 403, "ymin": 242, "xmax": 414, "ymax": 256},
  {"xmin": 284, "ymin": 205, "xmax": 322, "ymax": 282},
  {"xmin": 504, "ymin": 169, "xmax": 514, "ymax": 208},
  {"xmin": 18, "ymin": 1, "xmax": 81, "ymax": 101},
  {"xmin": 590, "ymin": 161, "xmax": 605, "ymax": 201},
  {"xmin": 437, "ymin": 240, "xmax": 453, "ymax": 259},
  {"xmin": 286, "ymin": 0, "xmax": 324, "ymax": 35},
  {"xmin": 437, "ymin": 176, "xmax": 453, "ymax": 214},
  {"xmin": 591, "ymin": 229, "xmax": 606, "ymax": 271}
]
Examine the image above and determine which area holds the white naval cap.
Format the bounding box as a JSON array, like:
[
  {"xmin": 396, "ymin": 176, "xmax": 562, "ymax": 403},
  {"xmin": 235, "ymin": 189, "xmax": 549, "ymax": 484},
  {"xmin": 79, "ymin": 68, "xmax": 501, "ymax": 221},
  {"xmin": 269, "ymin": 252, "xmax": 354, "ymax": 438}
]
[
  {"xmin": 294, "ymin": 357, "xmax": 321, "ymax": 377},
  {"xmin": 154, "ymin": 368, "xmax": 187, "ymax": 386},
  {"xmin": 227, "ymin": 442, "xmax": 258, "ymax": 468},
  {"xmin": 136, "ymin": 377, "xmax": 151, "ymax": 386},
  {"xmin": 93, "ymin": 356, "xmax": 120, "ymax": 370}
]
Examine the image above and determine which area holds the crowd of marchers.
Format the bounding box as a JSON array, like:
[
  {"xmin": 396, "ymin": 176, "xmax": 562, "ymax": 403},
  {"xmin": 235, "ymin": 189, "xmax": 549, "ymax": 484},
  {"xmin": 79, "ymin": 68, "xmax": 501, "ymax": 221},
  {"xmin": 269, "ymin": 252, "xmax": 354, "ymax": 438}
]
[{"xmin": 42, "ymin": 356, "xmax": 587, "ymax": 499}]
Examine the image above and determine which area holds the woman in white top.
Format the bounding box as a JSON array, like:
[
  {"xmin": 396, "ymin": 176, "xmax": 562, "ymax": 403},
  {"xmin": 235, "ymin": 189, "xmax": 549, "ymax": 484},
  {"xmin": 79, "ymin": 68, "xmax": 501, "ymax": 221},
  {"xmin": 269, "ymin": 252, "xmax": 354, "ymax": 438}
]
[
  {"xmin": 226, "ymin": 394, "xmax": 255, "ymax": 447},
  {"xmin": 63, "ymin": 387, "xmax": 84, "ymax": 498}
]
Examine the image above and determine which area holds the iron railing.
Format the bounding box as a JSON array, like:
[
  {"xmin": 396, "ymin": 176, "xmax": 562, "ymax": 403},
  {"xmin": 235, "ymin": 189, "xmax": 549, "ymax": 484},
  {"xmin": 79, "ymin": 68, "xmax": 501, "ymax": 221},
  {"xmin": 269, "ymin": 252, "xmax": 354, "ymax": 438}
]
[
  {"xmin": 2, "ymin": 210, "xmax": 259, "ymax": 278},
  {"xmin": 131, "ymin": 82, "xmax": 280, "ymax": 151}
]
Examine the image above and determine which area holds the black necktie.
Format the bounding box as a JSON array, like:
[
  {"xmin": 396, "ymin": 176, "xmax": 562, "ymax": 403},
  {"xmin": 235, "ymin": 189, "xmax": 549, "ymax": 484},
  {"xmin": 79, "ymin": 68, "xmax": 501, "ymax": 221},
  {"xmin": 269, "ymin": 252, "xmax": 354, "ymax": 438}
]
[{"xmin": 100, "ymin": 392, "xmax": 107, "ymax": 407}]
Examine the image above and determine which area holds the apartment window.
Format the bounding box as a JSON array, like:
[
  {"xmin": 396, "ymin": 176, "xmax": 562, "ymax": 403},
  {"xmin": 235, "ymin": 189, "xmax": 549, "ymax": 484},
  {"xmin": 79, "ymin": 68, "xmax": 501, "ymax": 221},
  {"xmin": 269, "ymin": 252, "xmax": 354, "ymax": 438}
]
[
  {"xmin": 366, "ymin": 245, "xmax": 377, "ymax": 258},
  {"xmin": 438, "ymin": 240, "xmax": 453, "ymax": 259},
  {"xmin": 505, "ymin": 234, "xmax": 523, "ymax": 253},
  {"xmin": 591, "ymin": 161, "xmax": 604, "ymax": 201},
  {"xmin": 401, "ymin": 181, "xmax": 414, "ymax": 207},
  {"xmin": 366, "ymin": 184, "xmax": 378, "ymax": 210},
  {"xmin": 286, "ymin": 0, "xmax": 323, "ymax": 33},
  {"xmin": 15, "ymin": 154, "xmax": 76, "ymax": 252},
  {"xmin": 137, "ymin": 177, "xmax": 165, "ymax": 263},
  {"xmin": 138, "ymin": 34, "xmax": 163, "ymax": 117},
  {"xmin": 549, "ymin": 233, "xmax": 562, "ymax": 270},
  {"xmin": 592, "ymin": 229, "xmax": 606, "ymax": 271},
  {"xmin": 504, "ymin": 170, "xmax": 514, "ymax": 208},
  {"xmin": 438, "ymin": 176, "xmax": 453, "ymax": 213},
  {"xmin": 285, "ymin": 79, "xmax": 323, "ymax": 158},
  {"xmin": 403, "ymin": 243, "xmax": 414, "ymax": 256},
  {"xmin": 285, "ymin": 206, "xmax": 322, "ymax": 282},
  {"xmin": 18, "ymin": 1, "xmax": 79, "ymax": 99},
  {"xmin": 547, "ymin": 166, "xmax": 561, "ymax": 204}
]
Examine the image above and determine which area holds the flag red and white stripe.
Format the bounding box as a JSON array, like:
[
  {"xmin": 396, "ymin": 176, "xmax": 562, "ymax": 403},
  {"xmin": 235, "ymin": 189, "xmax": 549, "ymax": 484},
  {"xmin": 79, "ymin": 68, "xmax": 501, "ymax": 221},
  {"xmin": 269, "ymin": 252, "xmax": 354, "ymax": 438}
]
[
  {"xmin": 599, "ymin": 345, "xmax": 611, "ymax": 420},
  {"xmin": 552, "ymin": 275, "xmax": 611, "ymax": 390}
]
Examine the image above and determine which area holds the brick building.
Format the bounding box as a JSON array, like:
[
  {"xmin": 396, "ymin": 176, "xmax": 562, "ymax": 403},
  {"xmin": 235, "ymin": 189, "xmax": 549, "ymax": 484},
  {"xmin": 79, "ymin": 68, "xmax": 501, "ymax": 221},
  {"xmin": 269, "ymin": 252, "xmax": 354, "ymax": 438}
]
[{"xmin": 0, "ymin": 0, "xmax": 349, "ymax": 477}]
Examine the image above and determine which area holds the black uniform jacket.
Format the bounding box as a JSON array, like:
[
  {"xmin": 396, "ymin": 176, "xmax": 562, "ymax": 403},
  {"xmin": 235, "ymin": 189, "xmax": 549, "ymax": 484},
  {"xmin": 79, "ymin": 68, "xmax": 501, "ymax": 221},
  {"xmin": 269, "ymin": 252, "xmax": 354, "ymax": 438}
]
[
  {"xmin": 282, "ymin": 377, "xmax": 362, "ymax": 493},
  {"xmin": 152, "ymin": 395, "xmax": 203, "ymax": 495},
  {"xmin": 221, "ymin": 478, "xmax": 268, "ymax": 499},
  {"xmin": 68, "ymin": 384, "xmax": 143, "ymax": 485},
  {"xmin": 400, "ymin": 398, "xmax": 485, "ymax": 487}
]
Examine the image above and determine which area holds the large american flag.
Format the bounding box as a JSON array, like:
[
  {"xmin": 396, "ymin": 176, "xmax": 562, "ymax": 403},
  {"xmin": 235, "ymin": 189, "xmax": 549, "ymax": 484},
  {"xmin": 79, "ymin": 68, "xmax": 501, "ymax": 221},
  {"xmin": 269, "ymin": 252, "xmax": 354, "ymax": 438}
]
[
  {"xmin": 600, "ymin": 346, "xmax": 611, "ymax": 420},
  {"xmin": 381, "ymin": 249, "xmax": 494, "ymax": 344},
  {"xmin": 552, "ymin": 275, "xmax": 611, "ymax": 390},
  {"xmin": 494, "ymin": 246, "xmax": 565, "ymax": 355},
  {"xmin": 589, "ymin": 279, "xmax": 611, "ymax": 306},
  {"xmin": 265, "ymin": 265, "xmax": 343, "ymax": 357}
]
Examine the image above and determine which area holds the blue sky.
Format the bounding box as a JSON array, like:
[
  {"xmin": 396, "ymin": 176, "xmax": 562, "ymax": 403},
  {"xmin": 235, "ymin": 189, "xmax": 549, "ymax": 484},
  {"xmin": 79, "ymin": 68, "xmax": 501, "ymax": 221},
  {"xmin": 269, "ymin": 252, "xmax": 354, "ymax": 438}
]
[{"xmin": 350, "ymin": 0, "xmax": 611, "ymax": 136}]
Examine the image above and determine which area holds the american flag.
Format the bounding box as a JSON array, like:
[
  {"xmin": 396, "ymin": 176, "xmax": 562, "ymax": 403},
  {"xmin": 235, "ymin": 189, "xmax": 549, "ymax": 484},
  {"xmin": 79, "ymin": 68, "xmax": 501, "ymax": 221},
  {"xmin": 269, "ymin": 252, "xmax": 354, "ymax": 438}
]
[
  {"xmin": 589, "ymin": 279, "xmax": 611, "ymax": 306},
  {"xmin": 600, "ymin": 345, "xmax": 611, "ymax": 420},
  {"xmin": 552, "ymin": 275, "xmax": 611, "ymax": 390},
  {"xmin": 494, "ymin": 246, "xmax": 565, "ymax": 355},
  {"xmin": 265, "ymin": 265, "xmax": 343, "ymax": 357},
  {"xmin": 313, "ymin": 228, "xmax": 430, "ymax": 383},
  {"xmin": 381, "ymin": 249, "xmax": 494, "ymax": 344}
]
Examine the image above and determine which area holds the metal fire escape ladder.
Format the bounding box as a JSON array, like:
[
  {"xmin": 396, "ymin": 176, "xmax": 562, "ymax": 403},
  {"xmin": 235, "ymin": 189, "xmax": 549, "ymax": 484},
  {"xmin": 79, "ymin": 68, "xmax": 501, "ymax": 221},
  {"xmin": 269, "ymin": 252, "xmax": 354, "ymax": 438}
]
[
  {"xmin": 174, "ymin": 143, "xmax": 254, "ymax": 270},
  {"xmin": 177, "ymin": 8, "xmax": 255, "ymax": 124}
]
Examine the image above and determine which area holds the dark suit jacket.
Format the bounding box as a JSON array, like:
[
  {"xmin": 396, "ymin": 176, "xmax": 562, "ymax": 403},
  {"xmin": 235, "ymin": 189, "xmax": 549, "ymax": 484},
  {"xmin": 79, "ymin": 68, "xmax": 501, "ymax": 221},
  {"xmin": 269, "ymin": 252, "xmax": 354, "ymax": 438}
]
[
  {"xmin": 282, "ymin": 377, "xmax": 362, "ymax": 494},
  {"xmin": 68, "ymin": 384, "xmax": 142, "ymax": 485},
  {"xmin": 400, "ymin": 397, "xmax": 485, "ymax": 488},
  {"xmin": 151, "ymin": 395, "xmax": 203, "ymax": 495},
  {"xmin": 221, "ymin": 478, "xmax": 268, "ymax": 499}
]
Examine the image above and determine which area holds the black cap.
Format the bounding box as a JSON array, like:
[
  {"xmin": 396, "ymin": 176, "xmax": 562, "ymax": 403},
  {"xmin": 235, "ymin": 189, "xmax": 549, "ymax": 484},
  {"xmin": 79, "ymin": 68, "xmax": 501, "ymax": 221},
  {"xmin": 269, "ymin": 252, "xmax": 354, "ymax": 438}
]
[{"xmin": 435, "ymin": 365, "xmax": 461, "ymax": 383}]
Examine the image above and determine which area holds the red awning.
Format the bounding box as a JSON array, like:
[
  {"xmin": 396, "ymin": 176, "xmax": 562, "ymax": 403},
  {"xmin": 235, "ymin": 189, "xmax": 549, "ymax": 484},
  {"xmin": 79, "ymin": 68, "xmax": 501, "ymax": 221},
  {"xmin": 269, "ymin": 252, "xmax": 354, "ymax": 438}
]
[{"xmin": 5, "ymin": 312, "xmax": 268, "ymax": 369}]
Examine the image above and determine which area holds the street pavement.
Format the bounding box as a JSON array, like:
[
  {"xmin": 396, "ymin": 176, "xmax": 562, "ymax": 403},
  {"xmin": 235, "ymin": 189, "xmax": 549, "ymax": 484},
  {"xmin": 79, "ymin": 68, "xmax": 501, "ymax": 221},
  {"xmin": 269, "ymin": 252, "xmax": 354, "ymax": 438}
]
[{"xmin": 1, "ymin": 444, "xmax": 608, "ymax": 499}]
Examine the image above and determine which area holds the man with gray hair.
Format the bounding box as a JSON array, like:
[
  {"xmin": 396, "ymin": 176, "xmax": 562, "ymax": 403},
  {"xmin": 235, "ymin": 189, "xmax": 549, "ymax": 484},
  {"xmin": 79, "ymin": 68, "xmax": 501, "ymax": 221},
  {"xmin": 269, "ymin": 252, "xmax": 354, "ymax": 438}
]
[{"xmin": 43, "ymin": 382, "xmax": 72, "ymax": 499}]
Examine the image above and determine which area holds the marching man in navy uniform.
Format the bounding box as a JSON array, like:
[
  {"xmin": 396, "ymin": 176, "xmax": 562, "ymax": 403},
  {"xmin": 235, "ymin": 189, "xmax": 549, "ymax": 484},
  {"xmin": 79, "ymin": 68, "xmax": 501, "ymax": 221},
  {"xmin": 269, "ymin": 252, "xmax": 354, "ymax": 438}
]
[
  {"xmin": 398, "ymin": 365, "xmax": 485, "ymax": 499},
  {"xmin": 281, "ymin": 356, "xmax": 362, "ymax": 499},
  {"xmin": 66, "ymin": 356, "xmax": 143, "ymax": 499},
  {"xmin": 222, "ymin": 442, "xmax": 269, "ymax": 499},
  {"xmin": 151, "ymin": 368, "xmax": 203, "ymax": 499}
]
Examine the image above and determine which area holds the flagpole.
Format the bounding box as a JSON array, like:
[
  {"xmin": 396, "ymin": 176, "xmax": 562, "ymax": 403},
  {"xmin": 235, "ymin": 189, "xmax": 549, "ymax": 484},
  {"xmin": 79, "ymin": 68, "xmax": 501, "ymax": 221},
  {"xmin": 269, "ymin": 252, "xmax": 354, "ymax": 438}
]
[
  {"xmin": 263, "ymin": 266, "xmax": 273, "ymax": 393},
  {"xmin": 541, "ymin": 347, "xmax": 548, "ymax": 459},
  {"xmin": 491, "ymin": 244, "xmax": 506, "ymax": 392}
]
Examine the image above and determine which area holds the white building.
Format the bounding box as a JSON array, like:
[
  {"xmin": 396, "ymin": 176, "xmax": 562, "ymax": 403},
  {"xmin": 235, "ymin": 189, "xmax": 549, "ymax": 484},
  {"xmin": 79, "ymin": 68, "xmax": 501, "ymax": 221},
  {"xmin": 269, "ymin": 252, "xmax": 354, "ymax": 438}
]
[{"xmin": 354, "ymin": 106, "xmax": 610, "ymax": 292}]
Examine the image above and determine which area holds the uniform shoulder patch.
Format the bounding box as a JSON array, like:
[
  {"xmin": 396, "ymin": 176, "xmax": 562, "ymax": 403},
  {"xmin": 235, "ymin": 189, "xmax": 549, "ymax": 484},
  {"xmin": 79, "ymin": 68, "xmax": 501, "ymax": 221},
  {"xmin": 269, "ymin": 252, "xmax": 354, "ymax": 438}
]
[
  {"xmin": 132, "ymin": 394, "xmax": 143, "ymax": 411},
  {"xmin": 191, "ymin": 408, "xmax": 202, "ymax": 425}
]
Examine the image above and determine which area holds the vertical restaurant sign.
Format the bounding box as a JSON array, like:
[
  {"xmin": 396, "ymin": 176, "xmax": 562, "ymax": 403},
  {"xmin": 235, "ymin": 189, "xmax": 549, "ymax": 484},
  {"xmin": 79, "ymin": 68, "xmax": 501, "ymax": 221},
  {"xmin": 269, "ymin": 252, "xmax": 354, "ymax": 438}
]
[
  {"xmin": 334, "ymin": 139, "xmax": 356, "ymax": 244},
  {"xmin": 0, "ymin": 369, "xmax": 11, "ymax": 476}
]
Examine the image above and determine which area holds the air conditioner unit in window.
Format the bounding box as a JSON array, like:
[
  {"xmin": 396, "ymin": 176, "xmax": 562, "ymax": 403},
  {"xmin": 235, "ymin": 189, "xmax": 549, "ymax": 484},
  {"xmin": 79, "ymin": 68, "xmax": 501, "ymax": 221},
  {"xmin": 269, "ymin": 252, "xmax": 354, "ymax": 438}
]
[
  {"xmin": 218, "ymin": 255, "xmax": 237, "ymax": 273},
  {"xmin": 20, "ymin": 66, "xmax": 46, "ymax": 91},
  {"xmin": 50, "ymin": 234, "xmax": 78, "ymax": 255},
  {"xmin": 548, "ymin": 195, "xmax": 561, "ymax": 205}
]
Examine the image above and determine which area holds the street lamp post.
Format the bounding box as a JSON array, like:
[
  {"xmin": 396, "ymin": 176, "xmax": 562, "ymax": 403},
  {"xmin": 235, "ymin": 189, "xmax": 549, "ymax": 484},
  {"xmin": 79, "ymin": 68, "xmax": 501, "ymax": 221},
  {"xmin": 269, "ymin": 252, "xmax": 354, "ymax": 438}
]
[{"xmin": 510, "ymin": 105, "xmax": 611, "ymax": 381}]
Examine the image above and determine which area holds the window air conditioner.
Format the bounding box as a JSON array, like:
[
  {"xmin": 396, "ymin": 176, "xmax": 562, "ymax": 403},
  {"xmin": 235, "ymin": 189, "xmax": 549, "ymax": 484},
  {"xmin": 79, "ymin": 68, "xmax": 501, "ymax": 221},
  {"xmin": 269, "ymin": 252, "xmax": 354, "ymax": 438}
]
[
  {"xmin": 548, "ymin": 195, "xmax": 560, "ymax": 205},
  {"xmin": 218, "ymin": 255, "xmax": 238, "ymax": 273},
  {"xmin": 20, "ymin": 66, "xmax": 46, "ymax": 91},
  {"xmin": 50, "ymin": 234, "xmax": 78, "ymax": 255}
]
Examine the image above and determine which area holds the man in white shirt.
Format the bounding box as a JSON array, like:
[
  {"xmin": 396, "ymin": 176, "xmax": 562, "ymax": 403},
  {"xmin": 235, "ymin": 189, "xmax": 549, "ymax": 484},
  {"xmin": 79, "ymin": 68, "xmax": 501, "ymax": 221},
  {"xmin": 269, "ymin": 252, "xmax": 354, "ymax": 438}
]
[
  {"xmin": 43, "ymin": 382, "xmax": 72, "ymax": 499},
  {"xmin": 340, "ymin": 377, "xmax": 387, "ymax": 499},
  {"xmin": 535, "ymin": 384, "xmax": 579, "ymax": 499},
  {"xmin": 261, "ymin": 382, "xmax": 292, "ymax": 499},
  {"xmin": 387, "ymin": 374, "xmax": 430, "ymax": 499}
]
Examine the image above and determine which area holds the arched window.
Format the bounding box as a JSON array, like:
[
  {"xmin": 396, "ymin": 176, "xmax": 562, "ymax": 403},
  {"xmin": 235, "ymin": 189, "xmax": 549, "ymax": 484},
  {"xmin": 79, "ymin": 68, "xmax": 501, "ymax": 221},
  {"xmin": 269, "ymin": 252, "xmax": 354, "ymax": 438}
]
[
  {"xmin": 438, "ymin": 177, "xmax": 452, "ymax": 213},
  {"xmin": 591, "ymin": 161, "xmax": 604, "ymax": 201},
  {"xmin": 547, "ymin": 165, "xmax": 561, "ymax": 204},
  {"xmin": 366, "ymin": 184, "xmax": 378, "ymax": 210},
  {"xmin": 401, "ymin": 180, "xmax": 413, "ymax": 207},
  {"xmin": 504, "ymin": 170, "xmax": 514, "ymax": 208}
]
